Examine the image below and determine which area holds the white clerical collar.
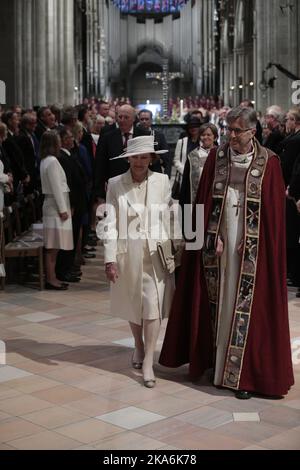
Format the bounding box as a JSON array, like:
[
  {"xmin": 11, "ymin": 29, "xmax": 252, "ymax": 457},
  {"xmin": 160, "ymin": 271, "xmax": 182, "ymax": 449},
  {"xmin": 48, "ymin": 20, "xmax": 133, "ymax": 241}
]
[
  {"xmin": 61, "ymin": 148, "xmax": 71, "ymax": 156},
  {"xmin": 230, "ymin": 144, "xmax": 254, "ymax": 163}
]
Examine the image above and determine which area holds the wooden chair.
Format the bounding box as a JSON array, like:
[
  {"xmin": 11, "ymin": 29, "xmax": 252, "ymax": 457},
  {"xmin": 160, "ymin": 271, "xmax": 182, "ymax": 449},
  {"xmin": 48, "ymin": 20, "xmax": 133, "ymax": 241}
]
[{"xmin": 2, "ymin": 204, "xmax": 44, "ymax": 290}]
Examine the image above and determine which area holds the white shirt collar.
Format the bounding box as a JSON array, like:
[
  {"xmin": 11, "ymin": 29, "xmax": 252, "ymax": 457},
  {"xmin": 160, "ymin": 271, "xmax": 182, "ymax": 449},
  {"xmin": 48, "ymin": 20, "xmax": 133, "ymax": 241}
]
[{"xmin": 61, "ymin": 148, "xmax": 71, "ymax": 156}]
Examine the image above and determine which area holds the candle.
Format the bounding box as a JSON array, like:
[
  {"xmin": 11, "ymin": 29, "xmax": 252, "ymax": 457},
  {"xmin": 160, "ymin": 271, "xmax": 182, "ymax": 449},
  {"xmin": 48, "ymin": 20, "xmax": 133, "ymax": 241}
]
[{"xmin": 180, "ymin": 99, "xmax": 184, "ymax": 118}]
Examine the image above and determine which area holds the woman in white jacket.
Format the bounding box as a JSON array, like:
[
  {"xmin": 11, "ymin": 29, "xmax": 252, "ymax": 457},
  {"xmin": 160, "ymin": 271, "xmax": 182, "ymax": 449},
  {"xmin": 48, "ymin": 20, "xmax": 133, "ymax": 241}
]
[
  {"xmin": 97, "ymin": 136, "xmax": 180, "ymax": 388},
  {"xmin": 172, "ymin": 116, "xmax": 202, "ymax": 194},
  {"xmin": 40, "ymin": 131, "xmax": 73, "ymax": 290}
]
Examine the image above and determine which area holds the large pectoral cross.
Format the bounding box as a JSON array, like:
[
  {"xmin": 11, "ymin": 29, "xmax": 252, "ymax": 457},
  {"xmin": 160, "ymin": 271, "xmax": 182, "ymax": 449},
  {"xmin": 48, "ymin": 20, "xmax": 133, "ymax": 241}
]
[{"xmin": 233, "ymin": 200, "xmax": 242, "ymax": 216}]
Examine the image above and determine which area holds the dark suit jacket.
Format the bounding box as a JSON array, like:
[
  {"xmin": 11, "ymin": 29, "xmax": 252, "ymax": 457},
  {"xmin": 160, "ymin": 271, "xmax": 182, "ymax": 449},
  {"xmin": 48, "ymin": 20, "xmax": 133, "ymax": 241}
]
[
  {"xmin": 280, "ymin": 130, "xmax": 300, "ymax": 187},
  {"xmin": 16, "ymin": 129, "xmax": 40, "ymax": 193},
  {"xmin": 289, "ymin": 153, "xmax": 300, "ymax": 201},
  {"xmin": 35, "ymin": 121, "xmax": 48, "ymax": 142},
  {"xmin": 2, "ymin": 133, "xmax": 28, "ymax": 189},
  {"xmin": 264, "ymin": 128, "xmax": 285, "ymax": 156},
  {"xmin": 149, "ymin": 129, "xmax": 170, "ymax": 177},
  {"xmin": 58, "ymin": 149, "xmax": 87, "ymax": 217}
]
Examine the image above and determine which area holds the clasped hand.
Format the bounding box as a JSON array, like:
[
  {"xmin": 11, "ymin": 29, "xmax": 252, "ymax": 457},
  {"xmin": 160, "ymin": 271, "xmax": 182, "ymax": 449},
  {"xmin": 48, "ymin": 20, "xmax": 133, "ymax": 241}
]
[
  {"xmin": 215, "ymin": 236, "xmax": 244, "ymax": 256},
  {"xmin": 105, "ymin": 262, "xmax": 119, "ymax": 283}
]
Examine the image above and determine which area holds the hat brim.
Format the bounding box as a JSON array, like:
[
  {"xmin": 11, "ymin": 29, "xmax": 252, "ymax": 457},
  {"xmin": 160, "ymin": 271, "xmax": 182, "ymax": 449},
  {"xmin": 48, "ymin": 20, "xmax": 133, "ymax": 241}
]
[{"xmin": 112, "ymin": 149, "xmax": 168, "ymax": 160}]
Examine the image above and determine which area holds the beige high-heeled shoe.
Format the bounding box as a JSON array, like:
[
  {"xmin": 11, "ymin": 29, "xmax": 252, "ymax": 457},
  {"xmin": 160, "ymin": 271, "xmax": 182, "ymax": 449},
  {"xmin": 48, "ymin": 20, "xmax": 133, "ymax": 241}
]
[{"xmin": 143, "ymin": 378, "xmax": 156, "ymax": 388}]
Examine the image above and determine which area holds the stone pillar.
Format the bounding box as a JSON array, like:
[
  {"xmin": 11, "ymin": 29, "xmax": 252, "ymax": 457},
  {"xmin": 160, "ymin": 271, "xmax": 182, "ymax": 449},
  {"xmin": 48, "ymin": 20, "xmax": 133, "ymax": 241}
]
[
  {"xmin": 33, "ymin": 0, "xmax": 47, "ymax": 106},
  {"xmin": 22, "ymin": 0, "xmax": 33, "ymax": 108},
  {"xmin": 46, "ymin": 0, "xmax": 58, "ymax": 104},
  {"xmin": 14, "ymin": 0, "xmax": 23, "ymax": 105},
  {"xmin": 57, "ymin": 0, "xmax": 65, "ymax": 104},
  {"xmin": 64, "ymin": 0, "xmax": 75, "ymax": 105}
]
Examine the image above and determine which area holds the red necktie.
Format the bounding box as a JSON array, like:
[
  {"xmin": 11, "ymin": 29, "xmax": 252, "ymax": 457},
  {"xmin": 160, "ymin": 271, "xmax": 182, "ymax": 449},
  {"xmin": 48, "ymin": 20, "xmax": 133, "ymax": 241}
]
[{"xmin": 123, "ymin": 132, "xmax": 130, "ymax": 149}]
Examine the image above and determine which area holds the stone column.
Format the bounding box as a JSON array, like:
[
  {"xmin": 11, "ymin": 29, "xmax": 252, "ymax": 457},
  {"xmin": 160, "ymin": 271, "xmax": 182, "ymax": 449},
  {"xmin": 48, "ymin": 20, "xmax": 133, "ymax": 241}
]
[
  {"xmin": 14, "ymin": 0, "xmax": 23, "ymax": 105},
  {"xmin": 46, "ymin": 0, "xmax": 58, "ymax": 104},
  {"xmin": 33, "ymin": 0, "xmax": 47, "ymax": 106},
  {"xmin": 22, "ymin": 0, "xmax": 33, "ymax": 108},
  {"xmin": 57, "ymin": 0, "xmax": 65, "ymax": 104},
  {"xmin": 64, "ymin": 0, "xmax": 75, "ymax": 105}
]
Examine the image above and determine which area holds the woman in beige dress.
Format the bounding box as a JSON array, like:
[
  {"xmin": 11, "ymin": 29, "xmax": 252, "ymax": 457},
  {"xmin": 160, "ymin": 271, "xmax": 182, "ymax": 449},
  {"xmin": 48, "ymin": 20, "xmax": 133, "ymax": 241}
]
[
  {"xmin": 97, "ymin": 136, "xmax": 180, "ymax": 387},
  {"xmin": 40, "ymin": 131, "xmax": 73, "ymax": 290}
]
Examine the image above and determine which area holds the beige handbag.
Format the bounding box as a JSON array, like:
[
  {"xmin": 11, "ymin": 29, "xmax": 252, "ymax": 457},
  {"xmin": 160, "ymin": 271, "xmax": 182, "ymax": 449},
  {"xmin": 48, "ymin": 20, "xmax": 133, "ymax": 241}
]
[{"xmin": 157, "ymin": 240, "xmax": 175, "ymax": 274}]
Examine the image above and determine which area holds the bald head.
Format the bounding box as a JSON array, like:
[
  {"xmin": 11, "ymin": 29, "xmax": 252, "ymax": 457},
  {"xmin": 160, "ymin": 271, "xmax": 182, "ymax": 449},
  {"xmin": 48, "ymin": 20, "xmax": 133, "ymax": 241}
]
[{"xmin": 117, "ymin": 105, "xmax": 136, "ymax": 133}]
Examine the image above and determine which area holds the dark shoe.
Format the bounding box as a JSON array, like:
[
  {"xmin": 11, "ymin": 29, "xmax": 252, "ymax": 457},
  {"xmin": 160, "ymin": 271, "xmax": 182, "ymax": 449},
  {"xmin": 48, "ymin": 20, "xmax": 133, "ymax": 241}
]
[
  {"xmin": 70, "ymin": 270, "xmax": 82, "ymax": 277},
  {"xmin": 83, "ymin": 253, "xmax": 96, "ymax": 259},
  {"xmin": 57, "ymin": 274, "xmax": 81, "ymax": 283},
  {"xmin": 235, "ymin": 390, "xmax": 252, "ymax": 400},
  {"xmin": 45, "ymin": 282, "xmax": 68, "ymax": 290},
  {"xmin": 86, "ymin": 239, "xmax": 97, "ymax": 246},
  {"xmin": 84, "ymin": 246, "xmax": 96, "ymax": 252},
  {"xmin": 296, "ymin": 288, "xmax": 300, "ymax": 298}
]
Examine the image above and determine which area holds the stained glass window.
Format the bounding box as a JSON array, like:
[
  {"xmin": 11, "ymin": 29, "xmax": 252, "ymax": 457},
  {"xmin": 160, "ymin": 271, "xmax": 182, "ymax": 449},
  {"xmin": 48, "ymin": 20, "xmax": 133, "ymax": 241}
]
[{"xmin": 111, "ymin": 0, "xmax": 188, "ymax": 14}]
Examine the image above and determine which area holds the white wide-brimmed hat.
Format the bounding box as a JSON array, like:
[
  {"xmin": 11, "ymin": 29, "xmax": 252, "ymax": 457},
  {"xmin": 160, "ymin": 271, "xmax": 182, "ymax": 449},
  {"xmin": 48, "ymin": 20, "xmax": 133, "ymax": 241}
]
[{"xmin": 112, "ymin": 135, "xmax": 168, "ymax": 160}]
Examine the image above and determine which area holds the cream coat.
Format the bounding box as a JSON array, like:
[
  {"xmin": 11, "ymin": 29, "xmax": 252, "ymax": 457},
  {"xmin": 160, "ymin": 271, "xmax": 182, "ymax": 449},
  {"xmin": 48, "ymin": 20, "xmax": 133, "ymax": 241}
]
[
  {"xmin": 40, "ymin": 156, "xmax": 70, "ymax": 213},
  {"xmin": 97, "ymin": 170, "xmax": 181, "ymax": 325}
]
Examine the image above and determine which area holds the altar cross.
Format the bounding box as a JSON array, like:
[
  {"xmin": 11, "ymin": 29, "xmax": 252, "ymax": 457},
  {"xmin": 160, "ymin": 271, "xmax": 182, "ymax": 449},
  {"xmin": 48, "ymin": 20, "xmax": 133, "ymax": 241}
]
[{"xmin": 146, "ymin": 61, "xmax": 183, "ymax": 119}]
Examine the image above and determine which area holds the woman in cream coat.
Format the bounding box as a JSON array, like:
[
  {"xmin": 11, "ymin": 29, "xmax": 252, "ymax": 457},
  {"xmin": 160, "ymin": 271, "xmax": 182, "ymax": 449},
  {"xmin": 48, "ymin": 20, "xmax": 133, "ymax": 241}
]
[
  {"xmin": 97, "ymin": 136, "xmax": 180, "ymax": 388},
  {"xmin": 40, "ymin": 131, "xmax": 73, "ymax": 290}
]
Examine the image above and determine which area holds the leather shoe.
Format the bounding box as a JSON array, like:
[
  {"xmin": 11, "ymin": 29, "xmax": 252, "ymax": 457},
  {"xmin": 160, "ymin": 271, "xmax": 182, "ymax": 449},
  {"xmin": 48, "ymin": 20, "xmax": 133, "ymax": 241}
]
[
  {"xmin": 235, "ymin": 390, "xmax": 252, "ymax": 399},
  {"xmin": 70, "ymin": 270, "xmax": 82, "ymax": 276},
  {"xmin": 83, "ymin": 252, "xmax": 96, "ymax": 259},
  {"xmin": 57, "ymin": 274, "xmax": 81, "ymax": 283},
  {"xmin": 143, "ymin": 379, "xmax": 156, "ymax": 388},
  {"xmin": 87, "ymin": 239, "xmax": 97, "ymax": 246},
  {"xmin": 45, "ymin": 282, "xmax": 68, "ymax": 290},
  {"xmin": 84, "ymin": 246, "xmax": 96, "ymax": 252}
]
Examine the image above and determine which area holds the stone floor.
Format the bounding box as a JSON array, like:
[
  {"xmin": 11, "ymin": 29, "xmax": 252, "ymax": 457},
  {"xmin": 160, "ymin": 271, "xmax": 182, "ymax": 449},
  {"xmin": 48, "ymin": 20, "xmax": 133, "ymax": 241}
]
[{"xmin": 0, "ymin": 245, "xmax": 299, "ymax": 450}]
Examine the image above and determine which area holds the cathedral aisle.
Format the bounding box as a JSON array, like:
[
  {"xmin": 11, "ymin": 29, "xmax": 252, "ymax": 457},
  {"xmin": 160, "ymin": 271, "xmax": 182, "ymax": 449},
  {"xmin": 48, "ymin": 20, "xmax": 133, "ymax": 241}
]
[{"xmin": 0, "ymin": 244, "xmax": 299, "ymax": 450}]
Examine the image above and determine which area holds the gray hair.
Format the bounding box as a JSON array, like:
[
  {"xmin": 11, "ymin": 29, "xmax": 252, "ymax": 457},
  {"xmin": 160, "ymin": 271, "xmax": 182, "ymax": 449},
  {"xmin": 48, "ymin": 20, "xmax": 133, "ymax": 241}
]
[
  {"xmin": 20, "ymin": 112, "xmax": 36, "ymax": 128},
  {"xmin": 227, "ymin": 106, "xmax": 257, "ymax": 128},
  {"xmin": 266, "ymin": 105, "xmax": 284, "ymax": 121}
]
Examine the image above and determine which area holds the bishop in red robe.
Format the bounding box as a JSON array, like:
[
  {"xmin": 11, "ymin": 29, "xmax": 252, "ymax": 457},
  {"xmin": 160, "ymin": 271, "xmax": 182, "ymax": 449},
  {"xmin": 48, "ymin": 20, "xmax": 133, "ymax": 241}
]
[{"xmin": 159, "ymin": 106, "xmax": 294, "ymax": 399}]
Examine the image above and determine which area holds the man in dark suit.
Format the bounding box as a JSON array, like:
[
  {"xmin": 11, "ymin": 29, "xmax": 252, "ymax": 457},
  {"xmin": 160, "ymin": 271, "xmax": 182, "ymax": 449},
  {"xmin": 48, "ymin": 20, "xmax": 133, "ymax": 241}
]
[
  {"xmin": 94, "ymin": 105, "xmax": 149, "ymax": 201},
  {"xmin": 35, "ymin": 107, "xmax": 56, "ymax": 141},
  {"xmin": 263, "ymin": 105, "xmax": 285, "ymax": 154},
  {"xmin": 137, "ymin": 109, "xmax": 170, "ymax": 177},
  {"xmin": 55, "ymin": 127, "xmax": 88, "ymax": 283},
  {"xmin": 1, "ymin": 111, "xmax": 29, "ymax": 194},
  {"xmin": 16, "ymin": 113, "xmax": 40, "ymax": 195}
]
